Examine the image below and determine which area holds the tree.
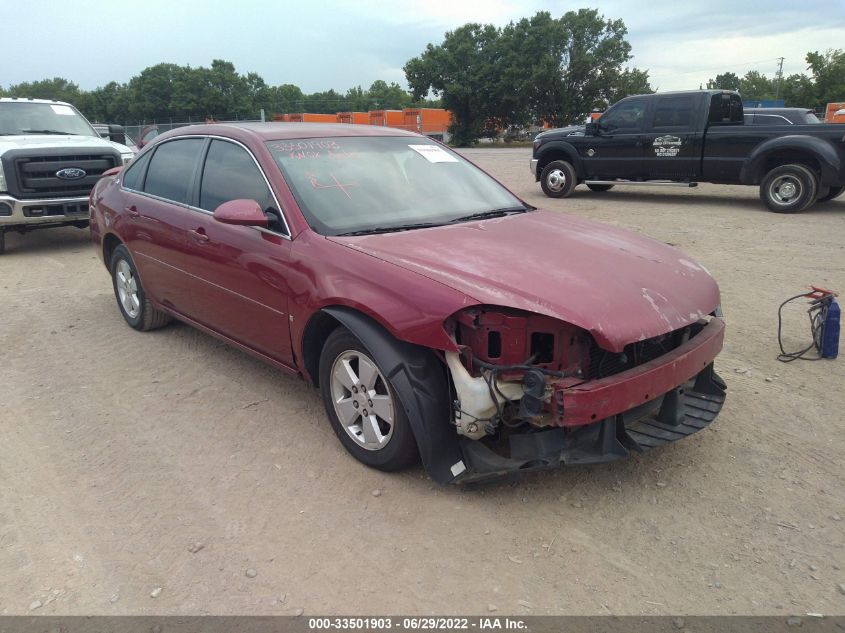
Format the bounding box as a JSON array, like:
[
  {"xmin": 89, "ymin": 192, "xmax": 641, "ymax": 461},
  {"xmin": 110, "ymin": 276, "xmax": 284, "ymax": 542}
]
[
  {"xmin": 366, "ymin": 80, "xmax": 412, "ymax": 110},
  {"xmin": 605, "ymin": 67, "xmax": 653, "ymax": 105},
  {"xmin": 405, "ymin": 23, "xmax": 501, "ymax": 145},
  {"xmin": 739, "ymin": 70, "xmax": 776, "ymax": 102},
  {"xmin": 5, "ymin": 77, "xmax": 83, "ymax": 103},
  {"xmin": 706, "ymin": 72, "xmax": 741, "ymax": 91},
  {"xmin": 806, "ymin": 49, "xmax": 845, "ymax": 108}
]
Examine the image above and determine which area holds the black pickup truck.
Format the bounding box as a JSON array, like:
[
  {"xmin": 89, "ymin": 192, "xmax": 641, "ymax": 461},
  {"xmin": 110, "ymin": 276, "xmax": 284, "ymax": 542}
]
[{"xmin": 530, "ymin": 90, "xmax": 845, "ymax": 213}]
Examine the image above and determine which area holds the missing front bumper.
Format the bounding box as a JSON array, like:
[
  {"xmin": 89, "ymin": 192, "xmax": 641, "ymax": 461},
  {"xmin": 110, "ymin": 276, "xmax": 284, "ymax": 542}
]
[{"xmin": 451, "ymin": 363, "xmax": 726, "ymax": 484}]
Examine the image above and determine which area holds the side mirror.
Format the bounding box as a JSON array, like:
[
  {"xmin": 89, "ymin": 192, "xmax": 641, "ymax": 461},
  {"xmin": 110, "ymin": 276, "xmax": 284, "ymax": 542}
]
[
  {"xmin": 585, "ymin": 122, "xmax": 598, "ymax": 136},
  {"xmin": 107, "ymin": 124, "xmax": 127, "ymax": 146},
  {"xmin": 213, "ymin": 199, "xmax": 268, "ymax": 228}
]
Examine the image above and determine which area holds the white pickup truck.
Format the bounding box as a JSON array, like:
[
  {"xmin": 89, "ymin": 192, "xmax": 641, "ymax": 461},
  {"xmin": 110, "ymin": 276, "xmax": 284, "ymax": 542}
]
[{"xmin": 0, "ymin": 98, "xmax": 135, "ymax": 254}]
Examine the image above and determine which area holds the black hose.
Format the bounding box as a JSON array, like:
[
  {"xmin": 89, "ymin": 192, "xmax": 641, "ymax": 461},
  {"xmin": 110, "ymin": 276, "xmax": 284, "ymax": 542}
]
[{"xmin": 777, "ymin": 293, "xmax": 829, "ymax": 362}]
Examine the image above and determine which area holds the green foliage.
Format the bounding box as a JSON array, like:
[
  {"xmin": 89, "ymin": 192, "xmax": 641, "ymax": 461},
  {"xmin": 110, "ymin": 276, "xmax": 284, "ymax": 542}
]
[
  {"xmin": 405, "ymin": 10, "xmax": 648, "ymax": 144},
  {"xmin": 806, "ymin": 49, "xmax": 845, "ymax": 107}
]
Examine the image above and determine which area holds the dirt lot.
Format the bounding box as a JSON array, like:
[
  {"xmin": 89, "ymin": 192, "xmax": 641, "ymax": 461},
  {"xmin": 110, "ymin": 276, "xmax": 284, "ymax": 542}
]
[{"xmin": 1, "ymin": 147, "xmax": 844, "ymax": 616}]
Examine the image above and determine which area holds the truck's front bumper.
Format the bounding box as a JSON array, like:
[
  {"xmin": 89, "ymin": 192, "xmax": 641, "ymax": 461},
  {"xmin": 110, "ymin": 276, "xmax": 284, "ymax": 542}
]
[
  {"xmin": 529, "ymin": 158, "xmax": 539, "ymax": 179},
  {"xmin": 0, "ymin": 194, "xmax": 90, "ymax": 229}
]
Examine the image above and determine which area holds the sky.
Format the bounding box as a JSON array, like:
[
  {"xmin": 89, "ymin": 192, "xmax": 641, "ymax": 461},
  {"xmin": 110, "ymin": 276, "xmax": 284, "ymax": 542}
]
[{"xmin": 2, "ymin": 0, "xmax": 844, "ymax": 94}]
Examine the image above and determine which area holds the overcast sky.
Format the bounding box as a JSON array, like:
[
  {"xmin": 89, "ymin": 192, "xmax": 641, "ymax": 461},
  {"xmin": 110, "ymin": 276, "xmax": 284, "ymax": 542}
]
[{"xmin": 3, "ymin": 0, "xmax": 844, "ymax": 93}]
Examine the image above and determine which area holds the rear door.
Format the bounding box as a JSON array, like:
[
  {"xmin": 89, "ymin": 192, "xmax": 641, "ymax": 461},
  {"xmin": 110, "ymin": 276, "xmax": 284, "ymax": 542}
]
[
  {"xmin": 580, "ymin": 96, "xmax": 650, "ymax": 179},
  {"xmin": 182, "ymin": 138, "xmax": 294, "ymax": 364},
  {"xmin": 640, "ymin": 93, "xmax": 699, "ymax": 180},
  {"xmin": 122, "ymin": 138, "xmax": 205, "ymax": 316}
]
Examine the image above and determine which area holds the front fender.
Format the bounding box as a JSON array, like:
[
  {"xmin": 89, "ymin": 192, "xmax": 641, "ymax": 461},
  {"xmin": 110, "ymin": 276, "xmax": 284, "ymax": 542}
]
[
  {"xmin": 535, "ymin": 140, "xmax": 584, "ymax": 180},
  {"xmin": 322, "ymin": 306, "xmax": 463, "ymax": 485},
  {"xmin": 741, "ymin": 135, "xmax": 842, "ymax": 185}
]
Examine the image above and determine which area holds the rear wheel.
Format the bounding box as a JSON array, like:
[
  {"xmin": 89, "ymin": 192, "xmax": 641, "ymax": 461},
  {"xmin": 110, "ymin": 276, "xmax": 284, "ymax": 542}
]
[
  {"xmin": 587, "ymin": 183, "xmax": 614, "ymax": 192},
  {"xmin": 759, "ymin": 164, "xmax": 818, "ymax": 213},
  {"xmin": 318, "ymin": 327, "xmax": 418, "ymax": 471},
  {"xmin": 540, "ymin": 160, "xmax": 577, "ymax": 198},
  {"xmin": 110, "ymin": 245, "xmax": 172, "ymax": 331},
  {"xmin": 817, "ymin": 185, "xmax": 844, "ymax": 203}
]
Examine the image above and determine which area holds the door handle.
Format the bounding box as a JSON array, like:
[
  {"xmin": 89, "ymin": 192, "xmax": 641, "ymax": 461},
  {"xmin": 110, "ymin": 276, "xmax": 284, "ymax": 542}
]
[
  {"xmin": 188, "ymin": 228, "xmax": 209, "ymax": 243},
  {"xmin": 125, "ymin": 206, "xmax": 140, "ymax": 218}
]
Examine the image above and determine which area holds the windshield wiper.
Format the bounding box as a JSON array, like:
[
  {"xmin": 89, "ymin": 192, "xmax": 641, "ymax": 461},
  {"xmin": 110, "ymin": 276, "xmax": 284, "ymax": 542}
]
[
  {"xmin": 20, "ymin": 129, "xmax": 80, "ymax": 135},
  {"xmin": 337, "ymin": 222, "xmax": 445, "ymax": 236},
  {"xmin": 448, "ymin": 206, "xmax": 531, "ymax": 223}
]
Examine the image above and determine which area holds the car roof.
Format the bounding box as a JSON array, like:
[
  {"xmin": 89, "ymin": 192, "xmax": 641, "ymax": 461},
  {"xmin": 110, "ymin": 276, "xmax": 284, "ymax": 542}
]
[
  {"xmin": 0, "ymin": 97, "xmax": 72, "ymax": 106},
  {"xmin": 157, "ymin": 122, "xmax": 423, "ymax": 143},
  {"xmin": 744, "ymin": 108, "xmax": 813, "ymax": 114}
]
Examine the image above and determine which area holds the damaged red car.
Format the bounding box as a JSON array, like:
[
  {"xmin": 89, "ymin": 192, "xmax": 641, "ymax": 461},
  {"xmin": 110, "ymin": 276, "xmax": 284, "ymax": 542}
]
[{"xmin": 89, "ymin": 123, "xmax": 726, "ymax": 484}]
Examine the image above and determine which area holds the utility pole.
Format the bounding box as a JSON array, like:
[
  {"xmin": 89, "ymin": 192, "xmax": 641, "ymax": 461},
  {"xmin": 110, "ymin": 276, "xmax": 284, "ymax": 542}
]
[{"xmin": 775, "ymin": 57, "xmax": 785, "ymax": 100}]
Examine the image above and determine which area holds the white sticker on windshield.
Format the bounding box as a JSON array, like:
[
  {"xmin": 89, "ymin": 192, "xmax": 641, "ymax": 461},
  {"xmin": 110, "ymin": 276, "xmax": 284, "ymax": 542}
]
[
  {"xmin": 50, "ymin": 105, "xmax": 75, "ymax": 115},
  {"xmin": 409, "ymin": 144, "xmax": 459, "ymax": 163}
]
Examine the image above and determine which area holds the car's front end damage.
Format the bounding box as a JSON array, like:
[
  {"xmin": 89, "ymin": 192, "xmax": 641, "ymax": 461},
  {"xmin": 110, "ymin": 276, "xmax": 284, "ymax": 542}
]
[{"xmin": 441, "ymin": 305, "xmax": 726, "ymax": 483}]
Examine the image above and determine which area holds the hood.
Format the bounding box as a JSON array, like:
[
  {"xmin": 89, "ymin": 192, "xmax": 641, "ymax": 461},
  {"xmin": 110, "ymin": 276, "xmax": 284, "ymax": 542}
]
[
  {"xmin": 0, "ymin": 134, "xmax": 133, "ymax": 156},
  {"xmin": 329, "ymin": 210, "xmax": 720, "ymax": 352},
  {"xmin": 536, "ymin": 125, "xmax": 585, "ymax": 139}
]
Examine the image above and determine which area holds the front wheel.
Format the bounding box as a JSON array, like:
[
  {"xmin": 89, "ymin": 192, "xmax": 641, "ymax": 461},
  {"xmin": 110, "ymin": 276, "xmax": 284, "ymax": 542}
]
[
  {"xmin": 319, "ymin": 327, "xmax": 418, "ymax": 471},
  {"xmin": 587, "ymin": 183, "xmax": 614, "ymax": 192},
  {"xmin": 540, "ymin": 160, "xmax": 577, "ymax": 198},
  {"xmin": 817, "ymin": 185, "xmax": 844, "ymax": 203},
  {"xmin": 759, "ymin": 164, "xmax": 818, "ymax": 213},
  {"xmin": 110, "ymin": 244, "xmax": 172, "ymax": 331}
]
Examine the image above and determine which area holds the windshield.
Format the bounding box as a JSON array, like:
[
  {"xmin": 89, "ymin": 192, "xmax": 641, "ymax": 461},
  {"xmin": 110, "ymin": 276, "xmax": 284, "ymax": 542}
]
[
  {"xmin": 266, "ymin": 136, "xmax": 526, "ymax": 235},
  {"xmin": 0, "ymin": 102, "xmax": 98, "ymax": 136}
]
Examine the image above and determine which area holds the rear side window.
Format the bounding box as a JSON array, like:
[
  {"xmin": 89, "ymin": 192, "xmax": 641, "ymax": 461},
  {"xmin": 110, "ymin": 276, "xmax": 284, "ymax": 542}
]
[
  {"xmin": 122, "ymin": 152, "xmax": 151, "ymax": 190},
  {"xmin": 143, "ymin": 138, "xmax": 204, "ymax": 204},
  {"xmin": 652, "ymin": 96, "xmax": 693, "ymax": 128},
  {"xmin": 199, "ymin": 140, "xmax": 274, "ymax": 213}
]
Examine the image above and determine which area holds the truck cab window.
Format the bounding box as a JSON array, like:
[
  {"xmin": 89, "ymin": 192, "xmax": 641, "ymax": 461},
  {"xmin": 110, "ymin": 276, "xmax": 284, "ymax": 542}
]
[
  {"xmin": 600, "ymin": 100, "xmax": 647, "ymax": 132},
  {"xmin": 652, "ymin": 96, "xmax": 693, "ymax": 128}
]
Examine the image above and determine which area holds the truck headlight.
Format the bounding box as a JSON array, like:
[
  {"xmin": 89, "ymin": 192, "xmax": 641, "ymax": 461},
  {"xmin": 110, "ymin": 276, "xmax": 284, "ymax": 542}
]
[{"xmin": 0, "ymin": 164, "xmax": 6, "ymax": 192}]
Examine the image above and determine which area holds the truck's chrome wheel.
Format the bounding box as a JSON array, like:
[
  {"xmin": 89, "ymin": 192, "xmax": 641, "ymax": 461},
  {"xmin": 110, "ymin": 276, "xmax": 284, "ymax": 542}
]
[
  {"xmin": 330, "ymin": 350, "xmax": 395, "ymax": 451},
  {"xmin": 769, "ymin": 175, "xmax": 802, "ymax": 206},
  {"xmin": 546, "ymin": 169, "xmax": 567, "ymax": 192},
  {"xmin": 115, "ymin": 259, "xmax": 140, "ymax": 319}
]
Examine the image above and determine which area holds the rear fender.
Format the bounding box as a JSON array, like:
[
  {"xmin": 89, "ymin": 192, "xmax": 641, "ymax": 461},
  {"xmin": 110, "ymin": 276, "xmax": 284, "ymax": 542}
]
[
  {"xmin": 322, "ymin": 306, "xmax": 464, "ymax": 485},
  {"xmin": 741, "ymin": 135, "xmax": 842, "ymax": 185}
]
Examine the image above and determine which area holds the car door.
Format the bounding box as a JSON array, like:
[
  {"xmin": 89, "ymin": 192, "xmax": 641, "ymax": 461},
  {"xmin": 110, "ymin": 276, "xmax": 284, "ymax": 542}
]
[
  {"xmin": 182, "ymin": 138, "xmax": 294, "ymax": 364},
  {"xmin": 640, "ymin": 93, "xmax": 699, "ymax": 180},
  {"xmin": 580, "ymin": 97, "xmax": 650, "ymax": 179},
  {"xmin": 121, "ymin": 138, "xmax": 205, "ymax": 316}
]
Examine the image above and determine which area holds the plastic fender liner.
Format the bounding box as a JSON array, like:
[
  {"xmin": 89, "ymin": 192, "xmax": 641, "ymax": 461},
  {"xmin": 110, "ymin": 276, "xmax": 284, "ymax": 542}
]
[
  {"xmin": 740, "ymin": 135, "xmax": 841, "ymax": 185},
  {"xmin": 322, "ymin": 306, "xmax": 463, "ymax": 484}
]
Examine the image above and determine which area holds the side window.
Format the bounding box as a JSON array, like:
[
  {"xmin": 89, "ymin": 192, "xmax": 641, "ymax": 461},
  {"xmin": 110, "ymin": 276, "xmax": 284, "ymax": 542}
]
[
  {"xmin": 122, "ymin": 151, "xmax": 151, "ymax": 190},
  {"xmin": 600, "ymin": 99, "xmax": 647, "ymax": 132},
  {"xmin": 651, "ymin": 96, "xmax": 693, "ymax": 128},
  {"xmin": 143, "ymin": 139, "xmax": 204, "ymax": 203},
  {"xmin": 199, "ymin": 140, "xmax": 283, "ymax": 231}
]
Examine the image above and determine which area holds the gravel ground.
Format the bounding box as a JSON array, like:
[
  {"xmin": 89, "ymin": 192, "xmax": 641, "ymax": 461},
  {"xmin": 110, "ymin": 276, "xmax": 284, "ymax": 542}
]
[{"xmin": 1, "ymin": 147, "xmax": 843, "ymax": 616}]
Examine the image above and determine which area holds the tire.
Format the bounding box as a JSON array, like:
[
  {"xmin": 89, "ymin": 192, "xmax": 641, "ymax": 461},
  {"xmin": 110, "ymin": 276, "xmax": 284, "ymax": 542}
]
[
  {"xmin": 540, "ymin": 160, "xmax": 577, "ymax": 198},
  {"xmin": 817, "ymin": 185, "xmax": 844, "ymax": 203},
  {"xmin": 110, "ymin": 244, "xmax": 171, "ymax": 331},
  {"xmin": 587, "ymin": 183, "xmax": 614, "ymax": 192},
  {"xmin": 318, "ymin": 327, "xmax": 418, "ymax": 471},
  {"xmin": 759, "ymin": 164, "xmax": 818, "ymax": 213}
]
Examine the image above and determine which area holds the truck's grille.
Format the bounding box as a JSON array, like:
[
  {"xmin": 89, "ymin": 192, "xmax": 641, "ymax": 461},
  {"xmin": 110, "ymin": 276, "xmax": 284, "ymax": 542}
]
[
  {"xmin": 585, "ymin": 323, "xmax": 698, "ymax": 380},
  {"xmin": 13, "ymin": 153, "xmax": 118, "ymax": 199}
]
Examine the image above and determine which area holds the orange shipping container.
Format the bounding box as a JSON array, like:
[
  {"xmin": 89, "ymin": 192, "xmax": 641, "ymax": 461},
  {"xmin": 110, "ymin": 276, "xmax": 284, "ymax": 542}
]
[
  {"xmin": 337, "ymin": 111, "xmax": 369, "ymax": 125},
  {"xmin": 402, "ymin": 108, "xmax": 451, "ymax": 134},
  {"xmin": 369, "ymin": 110, "xmax": 404, "ymax": 127},
  {"xmin": 825, "ymin": 102, "xmax": 845, "ymax": 123}
]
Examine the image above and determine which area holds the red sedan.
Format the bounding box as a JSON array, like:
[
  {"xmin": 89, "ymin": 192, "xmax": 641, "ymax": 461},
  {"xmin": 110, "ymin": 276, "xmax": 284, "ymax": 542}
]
[{"xmin": 90, "ymin": 123, "xmax": 726, "ymax": 484}]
